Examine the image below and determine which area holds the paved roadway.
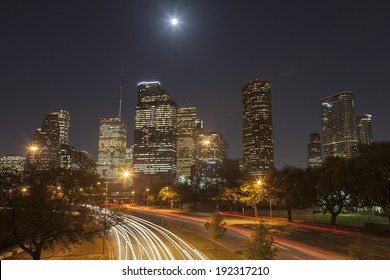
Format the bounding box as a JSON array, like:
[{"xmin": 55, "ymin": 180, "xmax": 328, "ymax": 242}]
[
  {"xmin": 128, "ymin": 208, "xmax": 390, "ymax": 260},
  {"xmin": 107, "ymin": 213, "xmax": 206, "ymax": 260}
]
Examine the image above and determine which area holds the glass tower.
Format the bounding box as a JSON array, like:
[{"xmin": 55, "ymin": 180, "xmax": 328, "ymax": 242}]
[
  {"xmin": 27, "ymin": 109, "xmax": 70, "ymax": 170},
  {"xmin": 177, "ymin": 106, "xmax": 198, "ymax": 183},
  {"xmin": 307, "ymin": 133, "xmax": 323, "ymax": 168},
  {"xmin": 321, "ymin": 91, "xmax": 358, "ymax": 159},
  {"xmin": 133, "ymin": 81, "xmax": 177, "ymax": 186},
  {"xmin": 356, "ymin": 114, "xmax": 373, "ymax": 145},
  {"xmin": 242, "ymin": 78, "xmax": 274, "ymax": 178},
  {"xmin": 193, "ymin": 131, "xmax": 224, "ymax": 185},
  {"xmin": 97, "ymin": 116, "xmax": 127, "ymax": 181}
]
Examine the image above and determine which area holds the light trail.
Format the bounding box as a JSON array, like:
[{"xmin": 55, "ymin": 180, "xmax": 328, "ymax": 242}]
[
  {"xmin": 128, "ymin": 207, "xmax": 348, "ymax": 260},
  {"xmin": 108, "ymin": 214, "xmax": 207, "ymax": 260}
]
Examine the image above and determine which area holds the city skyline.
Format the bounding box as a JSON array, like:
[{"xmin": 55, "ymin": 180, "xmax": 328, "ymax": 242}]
[{"xmin": 1, "ymin": 0, "xmax": 390, "ymax": 169}]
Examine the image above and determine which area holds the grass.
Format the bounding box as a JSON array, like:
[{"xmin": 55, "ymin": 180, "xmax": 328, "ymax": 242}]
[{"xmin": 292, "ymin": 212, "xmax": 389, "ymax": 227}]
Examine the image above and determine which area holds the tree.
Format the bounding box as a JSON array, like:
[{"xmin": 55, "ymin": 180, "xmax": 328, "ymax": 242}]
[
  {"xmin": 356, "ymin": 142, "xmax": 390, "ymax": 222},
  {"xmin": 316, "ymin": 157, "xmax": 360, "ymax": 225},
  {"xmin": 243, "ymin": 221, "xmax": 277, "ymax": 260},
  {"xmin": 270, "ymin": 166, "xmax": 316, "ymax": 222},
  {"xmin": 145, "ymin": 192, "xmax": 156, "ymax": 206},
  {"xmin": 0, "ymin": 167, "xmax": 117, "ymax": 260},
  {"xmin": 348, "ymin": 239, "xmax": 370, "ymax": 260},
  {"xmin": 240, "ymin": 181, "xmax": 267, "ymax": 217},
  {"xmin": 174, "ymin": 183, "xmax": 188, "ymax": 210},
  {"xmin": 158, "ymin": 186, "xmax": 179, "ymax": 208},
  {"xmin": 204, "ymin": 212, "xmax": 227, "ymax": 249},
  {"xmin": 219, "ymin": 187, "xmax": 241, "ymax": 212},
  {"xmin": 187, "ymin": 177, "xmax": 207, "ymax": 210}
]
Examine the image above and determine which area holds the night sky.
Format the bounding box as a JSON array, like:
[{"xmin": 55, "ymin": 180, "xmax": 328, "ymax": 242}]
[{"xmin": 1, "ymin": 0, "xmax": 390, "ymax": 169}]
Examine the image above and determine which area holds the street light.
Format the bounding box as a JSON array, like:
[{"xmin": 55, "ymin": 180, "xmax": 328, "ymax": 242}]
[
  {"xmin": 102, "ymin": 169, "xmax": 110, "ymax": 255},
  {"xmin": 146, "ymin": 188, "xmax": 149, "ymax": 205},
  {"xmin": 103, "ymin": 169, "xmax": 131, "ymax": 254},
  {"xmin": 29, "ymin": 145, "xmax": 39, "ymax": 164},
  {"xmin": 122, "ymin": 170, "xmax": 130, "ymax": 189},
  {"xmin": 30, "ymin": 145, "xmax": 38, "ymax": 152}
]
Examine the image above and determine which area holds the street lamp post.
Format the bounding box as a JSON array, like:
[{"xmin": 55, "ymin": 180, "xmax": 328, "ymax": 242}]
[
  {"xmin": 103, "ymin": 170, "xmax": 130, "ymax": 255},
  {"xmin": 102, "ymin": 174, "xmax": 109, "ymax": 255}
]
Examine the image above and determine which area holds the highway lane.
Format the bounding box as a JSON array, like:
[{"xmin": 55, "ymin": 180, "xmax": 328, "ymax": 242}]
[
  {"xmin": 128, "ymin": 208, "xmax": 326, "ymax": 260},
  {"xmin": 127, "ymin": 208, "xmax": 390, "ymax": 260},
  {"xmin": 107, "ymin": 214, "xmax": 206, "ymax": 260}
]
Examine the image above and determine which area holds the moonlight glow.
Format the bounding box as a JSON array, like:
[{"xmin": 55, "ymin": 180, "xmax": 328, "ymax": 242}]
[{"xmin": 171, "ymin": 18, "xmax": 178, "ymax": 26}]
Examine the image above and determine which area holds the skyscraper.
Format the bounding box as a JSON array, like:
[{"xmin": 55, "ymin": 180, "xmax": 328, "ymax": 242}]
[
  {"xmin": 356, "ymin": 114, "xmax": 373, "ymax": 145},
  {"xmin": 196, "ymin": 131, "xmax": 224, "ymax": 164},
  {"xmin": 56, "ymin": 109, "xmax": 71, "ymax": 145},
  {"xmin": 0, "ymin": 155, "xmax": 26, "ymax": 173},
  {"xmin": 97, "ymin": 116, "xmax": 127, "ymax": 181},
  {"xmin": 133, "ymin": 81, "xmax": 177, "ymax": 188},
  {"xmin": 307, "ymin": 133, "xmax": 322, "ymax": 168},
  {"xmin": 193, "ymin": 131, "xmax": 224, "ymax": 184},
  {"xmin": 177, "ymin": 106, "xmax": 198, "ymax": 183},
  {"xmin": 321, "ymin": 91, "xmax": 358, "ymax": 159},
  {"xmin": 27, "ymin": 109, "xmax": 70, "ymax": 169},
  {"xmin": 242, "ymin": 78, "xmax": 274, "ymax": 178}
]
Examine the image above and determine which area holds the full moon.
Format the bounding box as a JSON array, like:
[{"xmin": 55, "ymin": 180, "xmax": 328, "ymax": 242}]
[{"xmin": 171, "ymin": 18, "xmax": 178, "ymax": 26}]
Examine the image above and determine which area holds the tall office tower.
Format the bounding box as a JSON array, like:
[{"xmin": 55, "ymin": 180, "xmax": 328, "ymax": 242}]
[
  {"xmin": 0, "ymin": 155, "xmax": 26, "ymax": 173},
  {"xmin": 196, "ymin": 131, "xmax": 224, "ymax": 164},
  {"xmin": 133, "ymin": 81, "xmax": 177, "ymax": 188},
  {"xmin": 27, "ymin": 109, "xmax": 70, "ymax": 169},
  {"xmin": 55, "ymin": 109, "xmax": 71, "ymax": 145},
  {"xmin": 97, "ymin": 116, "xmax": 127, "ymax": 181},
  {"xmin": 321, "ymin": 91, "xmax": 358, "ymax": 159},
  {"xmin": 242, "ymin": 78, "xmax": 274, "ymax": 178},
  {"xmin": 177, "ymin": 106, "xmax": 198, "ymax": 183},
  {"xmin": 307, "ymin": 133, "xmax": 323, "ymax": 168},
  {"xmin": 193, "ymin": 131, "xmax": 224, "ymax": 184},
  {"xmin": 356, "ymin": 114, "xmax": 373, "ymax": 145}
]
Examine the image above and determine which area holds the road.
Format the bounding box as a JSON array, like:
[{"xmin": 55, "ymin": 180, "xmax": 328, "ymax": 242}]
[
  {"xmin": 127, "ymin": 208, "xmax": 390, "ymax": 260},
  {"xmin": 107, "ymin": 213, "xmax": 206, "ymax": 260}
]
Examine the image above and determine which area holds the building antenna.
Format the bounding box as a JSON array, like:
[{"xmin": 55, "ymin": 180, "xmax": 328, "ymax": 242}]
[{"xmin": 119, "ymin": 86, "xmax": 123, "ymax": 117}]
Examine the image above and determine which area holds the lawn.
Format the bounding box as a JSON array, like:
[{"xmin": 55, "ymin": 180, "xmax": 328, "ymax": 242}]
[{"xmin": 292, "ymin": 212, "xmax": 389, "ymax": 227}]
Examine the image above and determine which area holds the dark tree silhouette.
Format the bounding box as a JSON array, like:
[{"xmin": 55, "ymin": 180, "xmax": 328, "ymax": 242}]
[{"xmin": 0, "ymin": 166, "xmax": 119, "ymax": 260}]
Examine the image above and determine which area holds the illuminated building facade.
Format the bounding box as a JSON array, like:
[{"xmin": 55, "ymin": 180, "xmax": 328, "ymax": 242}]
[
  {"xmin": 196, "ymin": 131, "xmax": 224, "ymax": 164},
  {"xmin": 193, "ymin": 131, "xmax": 224, "ymax": 184},
  {"xmin": 0, "ymin": 155, "xmax": 26, "ymax": 173},
  {"xmin": 97, "ymin": 116, "xmax": 127, "ymax": 181},
  {"xmin": 321, "ymin": 92, "xmax": 358, "ymax": 159},
  {"xmin": 133, "ymin": 81, "xmax": 177, "ymax": 187},
  {"xmin": 177, "ymin": 106, "xmax": 198, "ymax": 183},
  {"xmin": 27, "ymin": 109, "xmax": 70, "ymax": 169},
  {"xmin": 356, "ymin": 114, "xmax": 373, "ymax": 145},
  {"xmin": 307, "ymin": 133, "xmax": 322, "ymax": 168},
  {"xmin": 242, "ymin": 78, "xmax": 274, "ymax": 177}
]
